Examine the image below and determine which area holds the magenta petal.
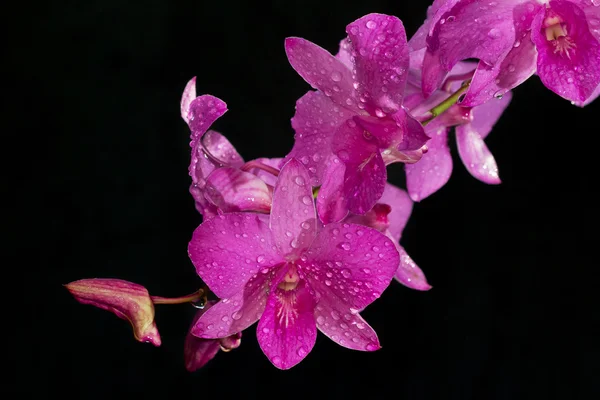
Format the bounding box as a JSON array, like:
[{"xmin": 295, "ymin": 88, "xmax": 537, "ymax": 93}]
[
  {"xmin": 391, "ymin": 109, "xmax": 430, "ymax": 151},
  {"xmin": 343, "ymin": 203, "xmax": 391, "ymax": 234},
  {"xmin": 314, "ymin": 300, "xmax": 380, "ymax": 351},
  {"xmin": 192, "ymin": 271, "xmax": 274, "ymax": 339},
  {"xmin": 203, "ymin": 129, "xmax": 244, "ymax": 167},
  {"xmin": 532, "ymin": 1, "xmax": 600, "ymax": 103},
  {"xmin": 204, "ymin": 168, "xmax": 272, "ymax": 214},
  {"xmin": 247, "ymin": 157, "xmax": 283, "ymax": 187},
  {"xmin": 303, "ymin": 223, "xmax": 399, "ymax": 310},
  {"xmin": 284, "ymin": 91, "xmax": 346, "ymax": 186},
  {"xmin": 317, "ymin": 160, "xmax": 349, "ymax": 224},
  {"xmin": 405, "ymin": 127, "xmax": 452, "ymax": 202},
  {"xmin": 257, "ymin": 278, "xmax": 317, "ymax": 370},
  {"xmin": 422, "ymin": 0, "xmax": 519, "ymax": 95},
  {"xmin": 346, "ymin": 14, "xmax": 409, "ymax": 114},
  {"xmin": 394, "ymin": 242, "xmax": 432, "ymax": 291},
  {"xmin": 470, "ymin": 91, "xmax": 512, "ymax": 140},
  {"xmin": 345, "ymin": 152, "xmax": 387, "ymax": 215},
  {"xmin": 270, "ymin": 159, "xmax": 317, "ymax": 258},
  {"xmin": 379, "ymin": 183, "xmax": 413, "ymax": 242},
  {"xmin": 184, "ymin": 302, "xmax": 221, "ymax": 371},
  {"xmin": 188, "ymin": 213, "xmax": 284, "ymax": 299},
  {"xmin": 409, "ymin": 0, "xmax": 462, "ymax": 51},
  {"xmin": 181, "ymin": 77, "xmax": 197, "ymax": 124},
  {"xmin": 285, "ymin": 37, "xmax": 358, "ymax": 112},
  {"xmin": 456, "ymin": 123, "xmax": 501, "ymax": 184},
  {"xmin": 188, "ymin": 95, "xmax": 228, "ymax": 142},
  {"xmin": 461, "ymin": 2, "xmax": 540, "ymax": 107},
  {"xmin": 336, "ymin": 38, "xmax": 354, "ymax": 69}
]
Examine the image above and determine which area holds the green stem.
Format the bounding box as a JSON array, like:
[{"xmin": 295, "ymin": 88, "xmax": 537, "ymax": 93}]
[
  {"xmin": 422, "ymin": 79, "xmax": 471, "ymax": 126},
  {"xmin": 151, "ymin": 288, "xmax": 206, "ymax": 305}
]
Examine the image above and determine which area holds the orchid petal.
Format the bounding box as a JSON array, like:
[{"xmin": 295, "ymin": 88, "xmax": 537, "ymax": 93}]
[
  {"xmin": 531, "ymin": 0, "xmax": 600, "ymax": 103},
  {"xmin": 343, "ymin": 203, "xmax": 391, "ymax": 234},
  {"xmin": 285, "ymin": 37, "xmax": 358, "ymax": 112},
  {"xmin": 314, "ymin": 299, "xmax": 381, "ymax": 351},
  {"xmin": 184, "ymin": 302, "xmax": 222, "ymax": 371},
  {"xmin": 405, "ymin": 126, "xmax": 452, "ymax": 201},
  {"xmin": 422, "ymin": 0, "xmax": 520, "ymax": 96},
  {"xmin": 204, "ymin": 168, "xmax": 272, "ymax": 214},
  {"xmin": 456, "ymin": 123, "xmax": 501, "ymax": 184},
  {"xmin": 394, "ymin": 242, "xmax": 432, "ymax": 291},
  {"xmin": 257, "ymin": 278, "xmax": 316, "ymax": 370},
  {"xmin": 336, "ymin": 38, "xmax": 354, "ymax": 69},
  {"xmin": 302, "ymin": 223, "xmax": 399, "ymax": 311},
  {"xmin": 317, "ymin": 159, "xmax": 349, "ymax": 224},
  {"xmin": 270, "ymin": 159, "xmax": 317, "ymax": 259},
  {"xmin": 247, "ymin": 157, "xmax": 283, "ymax": 187},
  {"xmin": 461, "ymin": 2, "xmax": 540, "ymax": 107},
  {"xmin": 379, "ymin": 183, "xmax": 413, "ymax": 242},
  {"xmin": 332, "ymin": 120, "xmax": 386, "ymax": 215},
  {"xmin": 470, "ymin": 91, "xmax": 513, "ymax": 139},
  {"xmin": 188, "ymin": 213, "xmax": 284, "ymax": 299},
  {"xmin": 391, "ymin": 109, "xmax": 430, "ymax": 151},
  {"xmin": 283, "ymin": 91, "xmax": 346, "ymax": 186},
  {"xmin": 180, "ymin": 77, "xmax": 197, "ymax": 124},
  {"xmin": 191, "ymin": 271, "xmax": 275, "ymax": 339},
  {"xmin": 346, "ymin": 13, "xmax": 410, "ymax": 114},
  {"xmin": 188, "ymin": 95, "xmax": 228, "ymax": 143}
]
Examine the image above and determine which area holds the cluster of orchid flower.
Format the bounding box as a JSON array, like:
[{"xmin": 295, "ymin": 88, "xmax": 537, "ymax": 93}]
[{"xmin": 66, "ymin": 2, "xmax": 600, "ymax": 371}]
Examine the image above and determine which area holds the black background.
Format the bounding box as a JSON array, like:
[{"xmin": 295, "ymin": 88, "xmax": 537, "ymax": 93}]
[{"xmin": 8, "ymin": 0, "xmax": 599, "ymax": 398}]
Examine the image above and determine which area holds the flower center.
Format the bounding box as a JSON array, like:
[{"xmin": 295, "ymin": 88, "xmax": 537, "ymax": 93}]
[
  {"xmin": 277, "ymin": 264, "xmax": 300, "ymax": 291},
  {"xmin": 544, "ymin": 15, "xmax": 576, "ymax": 59}
]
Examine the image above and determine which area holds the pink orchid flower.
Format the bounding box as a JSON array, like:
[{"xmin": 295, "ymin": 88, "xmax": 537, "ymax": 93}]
[
  {"xmin": 181, "ymin": 78, "xmax": 276, "ymax": 217},
  {"xmin": 415, "ymin": 0, "xmax": 600, "ymax": 106},
  {"xmin": 283, "ymin": 13, "xmax": 429, "ymax": 223},
  {"xmin": 188, "ymin": 159, "xmax": 399, "ymax": 369},
  {"xmin": 345, "ymin": 183, "xmax": 431, "ymax": 291},
  {"xmin": 403, "ymin": 53, "xmax": 513, "ymax": 201}
]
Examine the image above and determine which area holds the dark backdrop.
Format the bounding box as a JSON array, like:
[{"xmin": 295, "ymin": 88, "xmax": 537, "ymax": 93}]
[{"xmin": 8, "ymin": 0, "xmax": 599, "ymax": 399}]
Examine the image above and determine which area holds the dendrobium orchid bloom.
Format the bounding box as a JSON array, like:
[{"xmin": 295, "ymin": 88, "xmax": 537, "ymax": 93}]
[
  {"xmin": 181, "ymin": 78, "xmax": 275, "ymax": 217},
  {"xmin": 284, "ymin": 13, "xmax": 429, "ymax": 222},
  {"xmin": 184, "ymin": 301, "xmax": 242, "ymax": 372},
  {"xmin": 65, "ymin": 278, "xmax": 162, "ymax": 346},
  {"xmin": 416, "ymin": 0, "xmax": 600, "ymax": 106},
  {"xmin": 188, "ymin": 159, "xmax": 399, "ymax": 369},
  {"xmin": 344, "ymin": 184, "xmax": 431, "ymax": 290}
]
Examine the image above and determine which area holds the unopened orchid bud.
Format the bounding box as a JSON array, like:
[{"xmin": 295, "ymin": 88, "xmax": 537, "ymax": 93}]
[
  {"xmin": 65, "ymin": 278, "xmax": 161, "ymax": 347},
  {"xmin": 184, "ymin": 301, "xmax": 242, "ymax": 372}
]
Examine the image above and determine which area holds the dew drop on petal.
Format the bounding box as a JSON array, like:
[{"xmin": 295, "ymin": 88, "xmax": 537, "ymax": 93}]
[
  {"xmin": 366, "ymin": 20, "xmax": 377, "ymax": 29},
  {"xmin": 302, "ymin": 195, "xmax": 313, "ymax": 205},
  {"xmin": 294, "ymin": 176, "xmax": 306, "ymax": 186},
  {"xmin": 331, "ymin": 71, "xmax": 342, "ymax": 82},
  {"xmin": 297, "ymin": 346, "xmax": 308, "ymax": 357}
]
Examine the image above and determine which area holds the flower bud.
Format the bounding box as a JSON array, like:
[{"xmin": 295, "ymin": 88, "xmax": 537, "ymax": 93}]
[
  {"xmin": 184, "ymin": 301, "xmax": 242, "ymax": 371},
  {"xmin": 65, "ymin": 278, "xmax": 161, "ymax": 346}
]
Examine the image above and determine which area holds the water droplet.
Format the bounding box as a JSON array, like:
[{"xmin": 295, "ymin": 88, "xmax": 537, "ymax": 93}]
[
  {"xmin": 362, "ymin": 268, "xmax": 371, "ymax": 274},
  {"xmin": 325, "ymin": 279, "xmax": 332, "ymax": 286},
  {"xmin": 302, "ymin": 195, "xmax": 313, "ymax": 205},
  {"xmin": 262, "ymin": 327, "xmax": 270, "ymax": 334},
  {"xmin": 221, "ymin": 315, "xmax": 229, "ymax": 322},
  {"xmin": 257, "ymin": 255, "xmax": 265, "ymax": 263},
  {"xmin": 339, "ymin": 242, "xmax": 351, "ymax": 251},
  {"xmin": 331, "ymin": 71, "xmax": 342, "ymax": 82},
  {"xmin": 372, "ymin": 246, "xmax": 379, "ymax": 252},
  {"xmin": 232, "ymin": 311, "xmax": 243, "ymax": 320},
  {"xmin": 366, "ymin": 20, "xmax": 377, "ymax": 29},
  {"xmin": 493, "ymin": 90, "xmax": 504, "ymax": 99},
  {"xmin": 513, "ymin": 40, "xmax": 521, "ymax": 48},
  {"xmin": 297, "ymin": 346, "xmax": 307, "ymax": 357},
  {"xmin": 331, "ymin": 310, "xmax": 341, "ymax": 320},
  {"xmin": 356, "ymin": 322, "xmax": 365, "ymax": 329},
  {"xmin": 508, "ymin": 64, "xmax": 516, "ymax": 72},
  {"xmin": 487, "ymin": 28, "xmax": 501, "ymax": 39},
  {"xmin": 301, "ymin": 221, "xmax": 311, "ymax": 230},
  {"xmin": 290, "ymin": 238, "xmax": 299, "ymax": 248},
  {"xmin": 285, "ymin": 231, "xmax": 293, "ymax": 237},
  {"xmin": 316, "ymin": 316, "xmax": 325, "ymax": 324},
  {"xmin": 341, "ymin": 269, "xmax": 352, "ymax": 278},
  {"xmin": 272, "ymin": 356, "xmax": 282, "ymax": 366},
  {"xmin": 294, "ymin": 176, "xmax": 305, "ymax": 186},
  {"xmin": 366, "ymin": 342, "xmax": 379, "ymax": 351},
  {"xmin": 446, "ymin": 15, "xmax": 455, "ymax": 22}
]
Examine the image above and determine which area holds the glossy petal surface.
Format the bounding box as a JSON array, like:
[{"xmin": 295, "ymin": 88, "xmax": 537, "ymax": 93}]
[
  {"xmin": 204, "ymin": 167, "xmax": 272, "ymax": 213},
  {"xmin": 188, "ymin": 213, "xmax": 284, "ymax": 298}
]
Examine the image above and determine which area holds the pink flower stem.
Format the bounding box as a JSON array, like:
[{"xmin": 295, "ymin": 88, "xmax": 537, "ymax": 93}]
[
  {"xmin": 421, "ymin": 79, "xmax": 471, "ymax": 126},
  {"xmin": 240, "ymin": 160, "xmax": 280, "ymax": 177},
  {"xmin": 151, "ymin": 288, "xmax": 207, "ymax": 305}
]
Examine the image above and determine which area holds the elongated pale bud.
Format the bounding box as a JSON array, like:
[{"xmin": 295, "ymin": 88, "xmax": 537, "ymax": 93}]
[
  {"xmin": 65, "ymin": 278, "xmax": 161, "ymax": 347},
  {"xmin": 184, "ymin": 301, "xmax": 242, "ymax": 371}
]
